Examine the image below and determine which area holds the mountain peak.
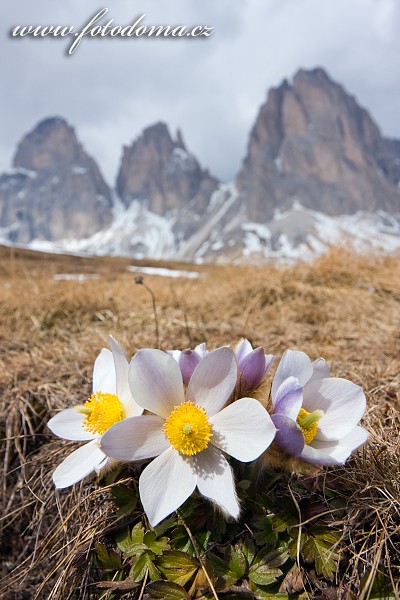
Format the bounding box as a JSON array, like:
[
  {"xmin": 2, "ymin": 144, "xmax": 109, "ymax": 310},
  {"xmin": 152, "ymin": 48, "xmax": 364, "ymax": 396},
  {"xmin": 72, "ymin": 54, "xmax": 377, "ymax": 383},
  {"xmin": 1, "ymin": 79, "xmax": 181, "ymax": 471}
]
[
  {"xmin": 13, "ymin": 117, "xmax": 84, "ymax": 172},
  {"xmin": 116, "ymin": 122, "xmax": 218, "ymax": 213},
  {"xmin": 237, "ymin": 67, "xmax": 399, "ymax": 219}
]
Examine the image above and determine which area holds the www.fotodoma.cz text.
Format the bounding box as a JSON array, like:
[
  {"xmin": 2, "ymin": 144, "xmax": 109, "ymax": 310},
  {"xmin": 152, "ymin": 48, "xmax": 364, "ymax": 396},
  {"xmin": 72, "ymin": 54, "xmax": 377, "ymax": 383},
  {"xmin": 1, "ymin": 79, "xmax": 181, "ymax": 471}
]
[{"xmin": 10, "ymin": 9, "xmax": 214, "ymax": 55}]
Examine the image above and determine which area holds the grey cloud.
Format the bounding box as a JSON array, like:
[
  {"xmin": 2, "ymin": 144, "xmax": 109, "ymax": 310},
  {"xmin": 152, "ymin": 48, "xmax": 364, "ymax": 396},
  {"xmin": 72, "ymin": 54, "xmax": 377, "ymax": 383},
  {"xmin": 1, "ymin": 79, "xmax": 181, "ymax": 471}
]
[{"xmin": 1, "ymin": 0, "xmax": 399, "ymax": 186}]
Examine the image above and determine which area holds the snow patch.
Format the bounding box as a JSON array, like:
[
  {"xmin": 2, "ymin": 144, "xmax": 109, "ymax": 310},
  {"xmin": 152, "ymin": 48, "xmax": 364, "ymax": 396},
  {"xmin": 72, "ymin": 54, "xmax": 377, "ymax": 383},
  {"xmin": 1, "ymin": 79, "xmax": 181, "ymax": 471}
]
[
  {"xmin": 72, "ymin": 166, "xmax": 87, "ymax": 175},
  {"xmin": 128, "ymin": 265, "xmax": 203, "ymax": 279},
  {"xmin": 2, "ymin": 168, "xmax": 37, "ymax": 179}
]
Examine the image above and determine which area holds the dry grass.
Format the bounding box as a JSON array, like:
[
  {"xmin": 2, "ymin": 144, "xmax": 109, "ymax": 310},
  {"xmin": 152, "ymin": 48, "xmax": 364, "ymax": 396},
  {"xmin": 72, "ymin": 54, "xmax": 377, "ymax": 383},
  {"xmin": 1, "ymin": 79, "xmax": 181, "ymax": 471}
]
[{"xmin": 0, "ymin": 244, "xmax": 399, "ymax": 599}]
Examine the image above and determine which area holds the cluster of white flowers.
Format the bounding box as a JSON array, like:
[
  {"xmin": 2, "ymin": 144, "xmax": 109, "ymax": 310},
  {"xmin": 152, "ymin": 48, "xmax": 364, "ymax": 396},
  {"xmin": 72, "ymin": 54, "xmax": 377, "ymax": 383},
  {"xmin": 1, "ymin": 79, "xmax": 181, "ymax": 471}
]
[{"xmin": 48, "ymin": 337, "xmax": 368, "ymax": 527}]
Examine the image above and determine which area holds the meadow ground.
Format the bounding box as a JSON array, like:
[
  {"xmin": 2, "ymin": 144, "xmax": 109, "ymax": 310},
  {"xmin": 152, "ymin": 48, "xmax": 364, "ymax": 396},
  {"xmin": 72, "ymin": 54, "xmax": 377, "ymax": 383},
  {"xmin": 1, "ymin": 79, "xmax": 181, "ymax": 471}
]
[{"xmin": 0, "ymin": 245, "xmax": 399, "ymax": 599}]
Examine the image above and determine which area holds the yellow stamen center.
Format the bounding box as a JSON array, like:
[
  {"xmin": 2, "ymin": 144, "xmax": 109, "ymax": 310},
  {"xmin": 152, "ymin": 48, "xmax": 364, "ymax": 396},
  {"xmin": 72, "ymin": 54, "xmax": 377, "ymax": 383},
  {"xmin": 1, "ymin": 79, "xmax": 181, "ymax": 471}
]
[
  {"xmin": 164, "ymin": 401, "xmax": 212, "ymax": 456},
  {"xmin": 76, "ymin": 392, "xmax": 125, "ymax": 435},
  {"xmin": 296, "ymin": 407, "xmax": 324, "ymax": 445}
]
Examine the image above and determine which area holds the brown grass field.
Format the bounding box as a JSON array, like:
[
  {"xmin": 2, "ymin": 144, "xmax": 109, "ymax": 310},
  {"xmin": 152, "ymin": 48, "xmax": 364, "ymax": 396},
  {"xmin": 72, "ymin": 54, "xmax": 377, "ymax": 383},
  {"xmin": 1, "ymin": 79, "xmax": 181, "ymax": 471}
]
[{"xmin": 0, "ymin": 244, "xmax": 399, "ymax": 599}]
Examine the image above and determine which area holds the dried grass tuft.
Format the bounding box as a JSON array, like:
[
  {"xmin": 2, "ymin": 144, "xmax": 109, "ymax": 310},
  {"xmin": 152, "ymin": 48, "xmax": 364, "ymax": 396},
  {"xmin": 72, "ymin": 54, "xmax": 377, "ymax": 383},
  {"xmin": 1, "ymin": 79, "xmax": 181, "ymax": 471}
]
[{"xmin": 0, "ymin": 244, "xmax": 399, "ymax": 598}]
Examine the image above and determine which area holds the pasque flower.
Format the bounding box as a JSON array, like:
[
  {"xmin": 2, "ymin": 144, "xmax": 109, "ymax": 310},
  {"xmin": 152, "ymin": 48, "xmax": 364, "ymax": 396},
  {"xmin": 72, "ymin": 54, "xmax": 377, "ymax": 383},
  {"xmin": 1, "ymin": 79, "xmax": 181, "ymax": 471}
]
[
  {"xmin": 235, "ymin": 338, "xmax": 275, "ymax": 391},
  {"xmin": 270, "ymin": 350, "xmax": 368, "ymax": 465},
  {"xmin": 170, "ymin": 339, "xmax": 274, "ymax": 391},
  {"xmin": 167, "ymin": 343, "xmax": 207, "ymax": 384},
  {"xmin": 47, "ymin": 337, "xmax": 142, "ymax": 488},
  {"xmin": 101, "ymin": 347, "xmax": 276, "ymax": 526}
]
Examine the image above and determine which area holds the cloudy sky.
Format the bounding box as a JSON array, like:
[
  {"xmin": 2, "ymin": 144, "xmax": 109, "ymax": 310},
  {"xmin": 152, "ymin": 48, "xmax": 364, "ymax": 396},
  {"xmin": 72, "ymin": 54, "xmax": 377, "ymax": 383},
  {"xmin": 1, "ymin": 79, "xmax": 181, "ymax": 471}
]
[{"xmin": 1, "ymin": 0, "xmax": 399, "ymax": 185}]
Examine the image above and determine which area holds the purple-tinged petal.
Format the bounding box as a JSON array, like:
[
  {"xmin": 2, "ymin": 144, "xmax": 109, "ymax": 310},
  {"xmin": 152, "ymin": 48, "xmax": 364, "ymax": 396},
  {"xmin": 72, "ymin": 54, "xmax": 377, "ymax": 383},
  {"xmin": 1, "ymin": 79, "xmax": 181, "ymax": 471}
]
[
  {"xmin": 128, "ymin": 349, "xmax": 184, "ymax": 418},
  {"xmin": 235, "ymin": 338, "xmax": 253, "ymax": 363},
  {"xmin": 92, "ymin": 348, "xmax": 116, "ymax": 394},
  {"xmin": 271, "ymin": 350, "xmax": 313, "ymax": 405},
  {"xmin": 48, "ymin": 408, "xmax": 95, "ymax": 441},
  {"xmin": 179, "ymin": 350, "xmax": 201, "ymax": 385},
  {"xmin": 192, "ymin": 445, "xmax": 240, "ymax": 519},
  {"xmin": 139, "ymin": 448, "xmax": 197, "ymax": 526},
  {"xmin": 239, "ymin": 347, "xmax": 268, "ymax": 389},
  {"xmin": 101, "ymin": 415, "xmax": 169, "ymax": 461},
  {"xmin": 274, "ymin": 376, "xmax": 303, "ymax": 421},
  {"xmin": 271, "ymin": 414, "xmax": 305, "ymax": 457},
  {"xmin": 187, "ymin": 347, "xmax": 237, "ymax": 416},
  {"xmin": 209, "ymin": 397, "xmax": 276, "ymax": 461},
  {"xmin": 303, "ymin": 378, "xmax": 366, "ymax": 441}
]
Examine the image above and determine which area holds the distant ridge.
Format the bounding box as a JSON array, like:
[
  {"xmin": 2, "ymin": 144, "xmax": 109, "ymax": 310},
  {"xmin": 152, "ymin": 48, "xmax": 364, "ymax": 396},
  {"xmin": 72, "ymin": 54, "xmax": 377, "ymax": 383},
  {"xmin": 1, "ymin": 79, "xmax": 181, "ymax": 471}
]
[{"xmin": 0, "ymin": 68, "xmax": 399, "ymax": 261}]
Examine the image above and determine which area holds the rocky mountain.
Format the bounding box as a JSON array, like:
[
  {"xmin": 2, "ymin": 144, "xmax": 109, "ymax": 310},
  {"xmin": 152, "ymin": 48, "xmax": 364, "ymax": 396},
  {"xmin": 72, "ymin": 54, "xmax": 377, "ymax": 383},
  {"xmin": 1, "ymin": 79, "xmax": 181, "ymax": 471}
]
[
  {"xmin": 116, "ymin": 122, "xmax": 218, "ymax": 215},
  {"xmin": 0, "ymin": 118, "xmax": 112, "ymax": 243},
  {"xmin": 237, "ymin": 68, "xmax": 400, "ymax": 220},
  {"xmin": 1, "ymin": 68, "xmax": 399, "ymax": 262}
]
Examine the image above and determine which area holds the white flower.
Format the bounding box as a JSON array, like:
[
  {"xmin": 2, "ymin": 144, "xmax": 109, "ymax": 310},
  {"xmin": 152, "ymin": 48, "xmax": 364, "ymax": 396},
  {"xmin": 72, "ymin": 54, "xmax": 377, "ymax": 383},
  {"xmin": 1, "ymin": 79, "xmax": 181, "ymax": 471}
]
[
  {"xmin": 270, "ymin": 350, "xmax": 368, "ymax": 465},
  {"xmin": 101, "ymin": 347, "xmax": 276, "ymax": 526},
  {"xmin": 47, "ymin": 336, "xmax": 142, "ymax": 488}
]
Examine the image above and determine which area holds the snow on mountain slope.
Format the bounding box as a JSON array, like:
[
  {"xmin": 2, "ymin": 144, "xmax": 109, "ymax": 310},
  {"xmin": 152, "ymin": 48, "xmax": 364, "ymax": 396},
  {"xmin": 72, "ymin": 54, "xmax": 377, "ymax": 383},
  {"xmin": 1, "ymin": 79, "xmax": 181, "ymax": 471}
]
[{"xmin": 2, "ymin": 186, "xmax": 400, "ymax": 264}]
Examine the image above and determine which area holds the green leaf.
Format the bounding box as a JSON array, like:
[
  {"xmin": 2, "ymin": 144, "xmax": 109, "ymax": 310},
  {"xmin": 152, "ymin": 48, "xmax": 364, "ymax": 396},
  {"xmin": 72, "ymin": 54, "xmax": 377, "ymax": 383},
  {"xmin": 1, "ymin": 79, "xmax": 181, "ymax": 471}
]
[
  {"xmin": 170, "ymin": 526, "xmax": 192, "ymax": 553},
  {"xmin": 207, "ymin": 552, "xmax": 238, "ymax": 586},
  {"xmin": 144, "ymin": 531, "xmax": 170, "ymax": 555},
  {"xmin": 296, "ymin": 526, "xmax": 340, "ymax": 580},
  {"xmin": 253, "ymin": 547, "xmax": 289, "ymax": 569},
  {"xmin": 153, "ymin": 517, "xmax": 177, "ymax": 537},
  {"xmin": 249, "ymin": 584, "xmax": 290, "ymax": 600},
  {"xmin": 95, "ymin": 542, "xmax": 123, "ymax": 571},
  {"xmin": 157, "ymin": 550, "xmax": 199, "ymax": 586},
  {"xmin": 130, "ymin": 552, "xmax": 150, "ymax": 582},
  {"xmin": 129, "ymin": 551, "xmax": 161, "ymax": 582},
  {"xmin": 116, "ymin": 523, "xmax": 147, "ymax": 557},
  {"xmin": 249, "ymin": 565, "xmax": 284, "ymax": 587},
  {"xmin": 237, "ymin": 479, "xmax": 252, "ymax": 491},
  {"xmin": 111, "ymin": 484, "xmax": 137, "ymax": 516},
  {"xmin": 146, "ymin": 580, "xmax": 189, "ymax": 599},
  {"xmin": 241, "ymin": 539, "xmax": 257, "ymax": 566},
  {"xmin": 228, "ymin": 545, "xmax": 248, "ymax": 578},
  {"xmin": 271, "ymin": 497, "xmax": 298, "ymax": 533},
  {"xmin": 248, "ymin": 547, "xmax": 289, "ymax": 587},
  {"xmin": 253, "ymin": 515, "xmax": 279, "ymax": 546}
]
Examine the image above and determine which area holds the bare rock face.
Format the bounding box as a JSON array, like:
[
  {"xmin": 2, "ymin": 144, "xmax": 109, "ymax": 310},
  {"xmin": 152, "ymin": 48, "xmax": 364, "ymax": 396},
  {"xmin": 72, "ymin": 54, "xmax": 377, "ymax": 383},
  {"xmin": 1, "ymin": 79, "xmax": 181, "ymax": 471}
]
[
  {"xmin": 0, "ymin": 117, "xmax": 112, "ymax": 243},
  {"xmin": 237, "ymin": 68, "xmax": 400, "ymax": 220},
  {"xmin": 116, "ymin": 122, "xmax": 219, "ymax": 214}
]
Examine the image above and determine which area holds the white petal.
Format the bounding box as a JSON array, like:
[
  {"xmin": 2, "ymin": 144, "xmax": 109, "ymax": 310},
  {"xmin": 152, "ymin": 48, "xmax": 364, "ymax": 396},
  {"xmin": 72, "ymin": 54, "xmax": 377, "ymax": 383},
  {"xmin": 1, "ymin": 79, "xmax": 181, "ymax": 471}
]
[
  {"xmin": 128, "ymin": 349, "xmax": 184, "ymax": 418},
  {"xmin": 52, "ymin": 441, "xmax": 106, "ymax": 489},
  {"xmin": 167, "ymin": 350, "xmax": 181, "ymax": 361},
  {"xmin": 194, "ymin": 343, "xmax": 208, "ymax": 358},
  {"xmin": 92, "ymin": 348, "xmax": 116, "ymax": 394},
  {"xmin": 101, "ymin": 416, "xmax": 169, "ymax": 461},
  {"xmin": 47, "ymin": 408, "xmax": 95, "ymax": 441},
  {"xmin": 303, "ymin": 378, "xmax": 366, "ymax": 441},
  {"xmin": 272, "ymin": 350, "xmax": 313, "ymax": 405},
  {"xmin": 210, "ymin": 397, "xmax": 276, "ymax": 461},
  {"xmin": 193, "ymin": 445, "xmax": 240, "ymax": 519},
  {"xmin": 300, "ymin": 426, "xmax": 369, "ymax": 465},
  {"xmin": 235, "ymin": 338, "xmax": 253, "ymax": 362},
  {"xmin": 187, "ymin": 347, "xmax": 237, "ymax": 416},
  {"xmin": 139, "ymin": 448, "xmax": 197, "ymax": 526},
  {"xmin": 309, "ymin": 358, "xmax": 330, "ymax": 382},
  {"xmin": 109, "ymin": 336, "xmax": 142, "ymax": 417}
]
